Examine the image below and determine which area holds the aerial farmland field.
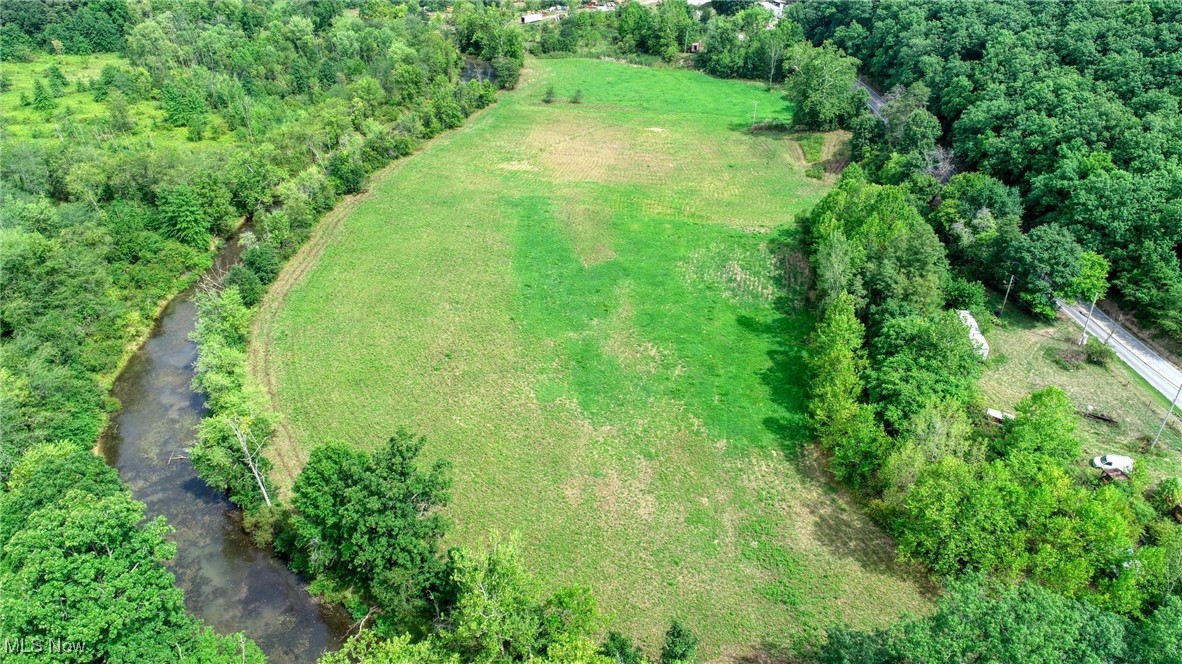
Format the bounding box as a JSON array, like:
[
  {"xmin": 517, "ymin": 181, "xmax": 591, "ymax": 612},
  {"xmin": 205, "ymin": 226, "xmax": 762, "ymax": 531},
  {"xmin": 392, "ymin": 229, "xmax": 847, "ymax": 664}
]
[{"xmin": 250, "ymin": 57, "xmax": 931, "ymax": 657}]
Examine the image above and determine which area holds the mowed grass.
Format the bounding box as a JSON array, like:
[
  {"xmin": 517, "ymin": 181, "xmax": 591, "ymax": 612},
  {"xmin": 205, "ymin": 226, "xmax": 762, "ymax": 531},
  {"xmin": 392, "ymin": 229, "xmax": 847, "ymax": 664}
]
[
  {"xmin": 252, "ymin": 58, "xmax": 931, "ymax": 657},
  {"xmin": 980, "ymin": 304, "xmax": 1182, "ymax": 484}
]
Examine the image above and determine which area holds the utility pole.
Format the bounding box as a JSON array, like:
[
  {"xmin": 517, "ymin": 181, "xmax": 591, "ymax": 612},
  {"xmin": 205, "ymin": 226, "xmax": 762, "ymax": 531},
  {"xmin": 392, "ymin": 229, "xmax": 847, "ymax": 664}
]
[
  {"xmin": 998, "ymin": 274, "xmax": 1015, "ymax": 317},
  {"xmin": 1078, "ymin": 293, "xmax": 1098, "ymax": 346},
  {"xmin": 1151, "ymin": 380, "xmax": 1182, "ymax": 452}
]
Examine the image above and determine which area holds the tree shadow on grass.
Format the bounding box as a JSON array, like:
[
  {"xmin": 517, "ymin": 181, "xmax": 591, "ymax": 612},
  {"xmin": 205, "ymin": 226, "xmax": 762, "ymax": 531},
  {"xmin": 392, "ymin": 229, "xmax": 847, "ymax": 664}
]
[{"xmin": 736, "ymin": 312, "xmax": 811, "ymax": 457}]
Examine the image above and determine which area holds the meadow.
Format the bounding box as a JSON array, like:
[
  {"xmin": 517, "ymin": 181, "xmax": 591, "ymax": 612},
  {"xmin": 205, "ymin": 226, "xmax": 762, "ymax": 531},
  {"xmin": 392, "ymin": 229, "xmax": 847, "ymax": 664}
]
[
  {"xmin": 251, "ymin": 58, "xmax": 931, "ymax": 657},
  {"xmin": 0, "ymin": 53, "xmax": 192, "ymax": 143}
]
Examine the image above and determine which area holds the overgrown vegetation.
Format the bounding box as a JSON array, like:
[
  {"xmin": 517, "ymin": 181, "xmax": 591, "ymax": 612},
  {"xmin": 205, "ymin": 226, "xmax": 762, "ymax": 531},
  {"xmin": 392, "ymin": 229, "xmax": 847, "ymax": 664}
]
[
  {"xmin": 1, "ymin": 0, "xmax": 507, "ymax": 660},
  {"xmin": 797, "ymin": 116, "xmax": 1180, "ymax": 660}
]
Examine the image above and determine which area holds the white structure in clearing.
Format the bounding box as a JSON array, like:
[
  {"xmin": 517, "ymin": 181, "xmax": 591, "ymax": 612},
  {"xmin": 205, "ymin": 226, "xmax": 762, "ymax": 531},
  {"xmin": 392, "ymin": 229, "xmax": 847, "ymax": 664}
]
[{"xmin": 958, "ymin": 310, "xmax": 990, "ymax": 360}]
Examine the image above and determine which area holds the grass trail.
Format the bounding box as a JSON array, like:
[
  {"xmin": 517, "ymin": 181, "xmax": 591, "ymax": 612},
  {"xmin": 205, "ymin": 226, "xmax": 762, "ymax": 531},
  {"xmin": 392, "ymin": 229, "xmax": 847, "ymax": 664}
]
[{"xmin": 251, "ymin": 58, "xmax": 931, "ymax": 658}]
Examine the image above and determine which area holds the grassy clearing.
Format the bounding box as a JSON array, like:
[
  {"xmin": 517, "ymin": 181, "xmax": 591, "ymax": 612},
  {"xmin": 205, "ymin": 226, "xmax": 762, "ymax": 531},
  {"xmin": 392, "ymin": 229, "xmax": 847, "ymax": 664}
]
[
  {"xmin": 1, "ymin": 53, "xmax": 200, "ymax": 144},
  {"xmin": 252, "ymin": 58, "xmax": 930, "ymax": 657},
  {"xmin": 980, "ymin": 304, "xmax": 1182, "ymax": 484}
]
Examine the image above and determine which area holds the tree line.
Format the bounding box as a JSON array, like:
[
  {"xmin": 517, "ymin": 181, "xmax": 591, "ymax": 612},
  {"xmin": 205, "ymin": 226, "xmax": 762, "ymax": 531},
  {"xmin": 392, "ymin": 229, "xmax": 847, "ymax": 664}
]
[
  {"xmin": 795, "ymin": 162, "xmax": 1181, "ymax": 658},
  {"xmin": 1, "ymin": 0, "xmax": 517, "ymax": 660},
  {"xmin": 526, "ymin": 0, "xmax": 866, "ymax": 131}
]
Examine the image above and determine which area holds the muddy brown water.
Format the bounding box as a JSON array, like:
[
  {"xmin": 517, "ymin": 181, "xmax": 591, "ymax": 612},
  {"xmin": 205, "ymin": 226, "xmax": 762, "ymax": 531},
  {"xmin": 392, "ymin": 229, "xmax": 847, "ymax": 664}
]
[{"xmin": 99, "ymin": 230, "xmax": 351, "ymax": 663}]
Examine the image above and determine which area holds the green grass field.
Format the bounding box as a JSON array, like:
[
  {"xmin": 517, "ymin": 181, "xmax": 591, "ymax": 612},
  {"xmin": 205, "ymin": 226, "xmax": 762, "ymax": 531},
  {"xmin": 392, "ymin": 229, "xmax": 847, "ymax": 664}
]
[
  {"xmin": 980, "ymin": 304, "xmax": 1182, "ymax": 484},
  {"xmin": 251, "ymin": 58, "xmax": 931, "ymax": 657}
]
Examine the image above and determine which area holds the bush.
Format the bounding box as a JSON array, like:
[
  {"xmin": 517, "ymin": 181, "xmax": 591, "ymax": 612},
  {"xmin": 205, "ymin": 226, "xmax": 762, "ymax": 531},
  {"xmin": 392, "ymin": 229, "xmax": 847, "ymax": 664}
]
[
  {"xmin": 226, "ymin": 264, "xmax": 264, "ymax": 307},
  {"xmin": 1084, "ymin": 336, "xmax": 1116, "ymax": 366},
  {"xmin": 327, "ymin": 151, "xmax": 367, "ymax": 195},
  {"xmin": 944, "ymin": 275, "xmax": 988, "ymax": 312},
  {"xmin": 244, "ymin": 243, "xmax": 280, "ymax": 285},
  {"xmin": 805, "ymin": 164, "xmax": 825, "ymax": 180},
  {"xmin": 569, "ymin": 89, "xmax": 583, "ymax": 104},
  {"xmin": 492, "ymin": 55, "xmax": 522, "ymax": 90},
  {"xmin": 542, "ymin": 84, "xmax": 556, "ymax": 104},
  {"xmin": 661, "ymin": 620, "xmax": 698, "ymax": 664}
]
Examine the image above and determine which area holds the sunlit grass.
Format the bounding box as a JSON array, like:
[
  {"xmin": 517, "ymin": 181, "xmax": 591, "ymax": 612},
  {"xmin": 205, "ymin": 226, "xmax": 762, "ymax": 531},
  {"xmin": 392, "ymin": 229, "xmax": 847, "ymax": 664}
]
[
  {"xmin": 1, "ymin": 52, "xmax": 208, "ymax": 144},
  {"xmin": 252, "ymin": 57, "xmax": 931, "ymax": 657},
  {"xmin": 980, "ymin": 303, "xmax": 1182, "ymax": 484}
]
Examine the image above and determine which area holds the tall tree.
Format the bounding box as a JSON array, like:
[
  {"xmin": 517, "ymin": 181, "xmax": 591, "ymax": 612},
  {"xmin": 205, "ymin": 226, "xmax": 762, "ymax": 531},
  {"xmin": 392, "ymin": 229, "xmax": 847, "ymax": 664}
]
[{"xmin": 292, "ymin": 431, "xmax": 452, "ymax": 616}]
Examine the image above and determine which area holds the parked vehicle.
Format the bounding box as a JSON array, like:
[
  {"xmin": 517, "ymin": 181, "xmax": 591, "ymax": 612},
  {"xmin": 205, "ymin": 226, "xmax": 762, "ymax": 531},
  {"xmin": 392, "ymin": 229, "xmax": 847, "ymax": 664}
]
[{"xmin": 1092, "ymin": 454, "xmax": 1134, "ymax": 474}]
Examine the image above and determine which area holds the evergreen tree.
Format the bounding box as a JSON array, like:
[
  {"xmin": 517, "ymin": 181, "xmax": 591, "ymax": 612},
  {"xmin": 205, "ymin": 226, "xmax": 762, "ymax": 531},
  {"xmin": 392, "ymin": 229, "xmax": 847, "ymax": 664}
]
[
  {"xmin": 157, "ymin": 184, "xmax": 209, "ymax": 247},
  {"xmin": 31, "ymin": 78, "xmax": 56, "ymax": 112}
]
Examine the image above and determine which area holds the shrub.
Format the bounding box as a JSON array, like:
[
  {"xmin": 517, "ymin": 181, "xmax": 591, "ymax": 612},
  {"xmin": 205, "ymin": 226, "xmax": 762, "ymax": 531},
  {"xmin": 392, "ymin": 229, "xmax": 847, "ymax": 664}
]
[
  {"xmin": 542, "ymin": 84, "xmax": 556, "ymax": 104},
  {"xmin": 569, "ymin": 89, "xmax": 583, "ymax": 104},
  {"xmin": 661, "ymin": 620, "xmax": 698, "ymax": 664},
  {"xmin": 805, "ymin": 164, "xmax": 825, "ymax": 180},
  {"xmin": 327, "ymin": 151, "xmax": 367, "ymax": 195},
  {"xmin": 1084, "ymin": 336, "xmax": 1116, "ymax": 366},
  {"xmin": 227, "ymin": 264, "xmax": 264, "ymax": 307},
  {"xmin": 244, "ymin": 243, "xmax": 280, "ymax": 285}
]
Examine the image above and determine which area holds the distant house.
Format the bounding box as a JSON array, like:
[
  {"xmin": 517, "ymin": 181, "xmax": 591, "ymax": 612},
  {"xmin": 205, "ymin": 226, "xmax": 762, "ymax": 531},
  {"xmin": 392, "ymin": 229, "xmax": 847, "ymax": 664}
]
[
  {"xmin": 521, "ymin": 12, "xmax": 545, "ymax": 23},
  {"xmin": 759, "ymin": 1, "xmax": 784, "ymax": 18},
  {"xmin": 958, "ymin": 310, "xmax": 989, "ymax": 360}
]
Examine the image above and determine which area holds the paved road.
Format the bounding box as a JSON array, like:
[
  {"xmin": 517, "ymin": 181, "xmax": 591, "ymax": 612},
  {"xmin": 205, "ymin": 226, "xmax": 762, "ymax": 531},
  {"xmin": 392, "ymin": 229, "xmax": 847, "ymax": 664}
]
[
  {"xmin": 1059, "ymin": 299, "xmax": 1182, "ymax": 407},
  {"xmin": 856, "ymin": 78, "xmax": 886, "ymax": 118}
]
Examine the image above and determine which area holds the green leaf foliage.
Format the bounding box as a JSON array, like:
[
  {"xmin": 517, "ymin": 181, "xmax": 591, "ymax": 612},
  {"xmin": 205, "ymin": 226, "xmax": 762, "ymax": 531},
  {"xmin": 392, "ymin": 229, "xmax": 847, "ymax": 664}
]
[{"xmin": 292, "ymin": 431, "xmax": 452, "ymax": 616}]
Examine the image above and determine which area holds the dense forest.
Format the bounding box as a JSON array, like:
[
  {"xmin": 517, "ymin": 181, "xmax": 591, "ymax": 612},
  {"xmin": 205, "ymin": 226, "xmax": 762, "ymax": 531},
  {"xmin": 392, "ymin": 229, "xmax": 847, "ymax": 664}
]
[{"xmin": 790, "ymin": 0, "xmax": 1182, "ymax": 345}]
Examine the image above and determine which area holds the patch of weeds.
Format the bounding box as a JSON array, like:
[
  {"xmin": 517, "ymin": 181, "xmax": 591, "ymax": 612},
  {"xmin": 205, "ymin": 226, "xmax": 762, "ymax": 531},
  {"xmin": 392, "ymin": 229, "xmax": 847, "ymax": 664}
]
[
  {"xmin": 740, "ymin": 519, "xmax": 802, "ymax": 607},
  {"xmin": 1047, "ymin": 345, "xmax": 1085, "ymax": 371},
  {"xmin": 1085, "ymin": 336, "xmax": 1117, "ymax": 366},
  {"xmin": 986, "ymin": 351, "xmax": 1009, "ymax": 368},
  {"xmin": 797, "ymin": 133, "xmax": 826, "ymax": 162},
  {"xmin": 805, "ymin": 164, "xmax": 825, "ymax": 180}
]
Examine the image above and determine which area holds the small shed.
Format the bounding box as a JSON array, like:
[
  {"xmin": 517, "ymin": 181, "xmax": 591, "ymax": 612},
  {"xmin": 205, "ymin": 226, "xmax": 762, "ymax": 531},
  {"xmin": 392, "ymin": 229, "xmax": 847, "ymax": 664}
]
[
  {"xmin": 958, "ymin": 310, "xmax": 990, "ymax": 360},
  {"xmin": 690, "ymin": 41, "xmax": 703, "ymax": 53},
  {"xmin": 521, "ymin": 12, "xmax": 545, "ymax": 23}
]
